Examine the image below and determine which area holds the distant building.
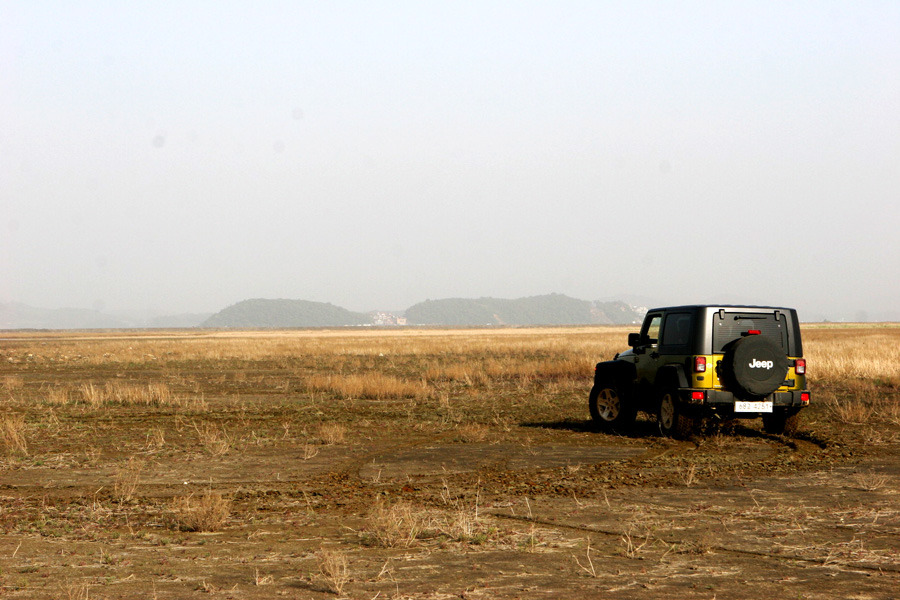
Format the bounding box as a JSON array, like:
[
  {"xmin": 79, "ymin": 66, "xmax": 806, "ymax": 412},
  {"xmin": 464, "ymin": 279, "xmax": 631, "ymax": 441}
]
[{"xmin": 370, "ymin": 312, "xmax": 407, "ymax": 326}]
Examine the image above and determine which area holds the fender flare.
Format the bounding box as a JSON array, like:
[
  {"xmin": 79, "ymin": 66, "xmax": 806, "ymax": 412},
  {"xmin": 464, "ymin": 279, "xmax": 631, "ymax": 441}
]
[
  {"xmin": 594, "ymin": 360, "xmax": 636, "ymax": 388},
  {"xmin": 655, "ymin": 364, "xmax": 689, "ymax": 390}
]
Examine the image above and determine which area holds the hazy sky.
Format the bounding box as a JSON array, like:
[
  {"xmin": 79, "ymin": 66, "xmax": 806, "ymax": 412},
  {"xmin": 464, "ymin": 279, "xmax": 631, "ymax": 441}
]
[{"xmin": 2, "ymin": 1, "xmax": 899, "ymax": 319}]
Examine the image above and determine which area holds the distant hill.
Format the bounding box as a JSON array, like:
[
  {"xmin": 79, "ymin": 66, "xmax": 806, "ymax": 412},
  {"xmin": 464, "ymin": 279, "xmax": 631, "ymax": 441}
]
[
  {"xmin": 404, "ymin": 294, "xmax": 644, "ymax": 326},
  {"xmin": 0, "ymin": 302, "xmax": 130, "ymax": 329},
  {"xmin": 593, "ymin": 301, "xmax": 647, "ymax": 325},
  {"xmin": 0, "ymin": 302, "xmax": 211, "ymax": 329},
  {"xmin": 202, "ymin": 299, "xmax": 372, "ymax": 328}
]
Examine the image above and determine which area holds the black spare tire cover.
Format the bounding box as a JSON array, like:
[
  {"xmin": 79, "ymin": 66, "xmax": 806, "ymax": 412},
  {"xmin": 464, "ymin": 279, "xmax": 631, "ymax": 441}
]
[{"xmin": 722, "ymin": 335, "xmax": 790, "ymax": 398}]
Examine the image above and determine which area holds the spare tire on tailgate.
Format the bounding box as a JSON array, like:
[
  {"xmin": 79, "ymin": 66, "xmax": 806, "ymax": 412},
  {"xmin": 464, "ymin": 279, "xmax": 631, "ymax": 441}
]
[{"xmin": 721, "ymin": 335, "xmax": 790, "ymax": 398}]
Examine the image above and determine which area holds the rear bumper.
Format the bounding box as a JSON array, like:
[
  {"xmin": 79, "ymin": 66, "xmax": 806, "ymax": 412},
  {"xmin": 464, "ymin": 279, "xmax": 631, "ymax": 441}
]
[{"xmin": 679, "ymin": 388, "xmax": 810, "ymax": 415}]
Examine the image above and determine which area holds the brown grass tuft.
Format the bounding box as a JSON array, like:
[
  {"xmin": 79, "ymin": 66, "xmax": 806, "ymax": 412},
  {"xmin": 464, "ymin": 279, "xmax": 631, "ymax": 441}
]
[
  {"xmin": 145, "ymin": 427, "xmax": 166, "ymax": 451},
  {"xmin": 364, "ymin": 501, "xmax": 432, "ymax": 547},
  {"xmin": 76, "ymin": 381, "xmax": 177, "ymax": 408},
  {"xmin": 193, "ymin": 421, "xmax": 232, "ymax": 456},
  {"xmin": 850, "ymin": 471, "xmax": 890, "ymax": 491},
  {"xmin": 80, "ymin": 382, "xmax": 103, "ymax": 409},
  {"xmin": 59, "ymin": 579, "xmax": 91, "ymax": 600},
  {"xmin": 171, "ymin": 490, "xmax": 231, "ymax": 532},
  {"xmin": 316, "ymin": 422, "xmax": 346, "ymax": 445},
  {"xmin": 820, "ymin": 384, "xmax": 898, "ymax": 426},
  {"xmin": 45, "ymin": 387, "xmax": 71, "ymax": 406},
  {"xmin": 3, "ymin": 375, "xmax": 24, "ymax": 392},
  {"xmin": 455, "ymin": 422, "xmax": 491, "ymax": 443},
  {"xmin": 306, "ymin": 373, "xmax": 425, "ymax": 399},
  {"xmin": 113, "ymin": 457, "xmax": 144, "ymax": 503},
  {"xmin": 316, "ymin": 549, "xmax": 350, "ymax": 595},
  {"xmin": 0, "ymin": 414, "xmax": 28, "ymax": 455}
]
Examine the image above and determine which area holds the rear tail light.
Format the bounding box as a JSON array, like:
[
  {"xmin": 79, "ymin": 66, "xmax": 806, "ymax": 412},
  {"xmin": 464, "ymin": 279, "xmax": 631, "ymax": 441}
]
[
  {"xmin": 795, "ymin": 358, "xmax": 806, "ymax": 375},
  {"xmin": 691, "ymin": 391, "xmax": 705, "ymax": 401},
  {"xmin": 693, "ymin": 356, "xmax": 707, "ymax": 373},
  {"xmin": 747, "ymin": 329, "xmax": 761, "ymax": 335},
  {"xmin": 801, "ymin": 392, "xmax": 810, "ymax": 405}
]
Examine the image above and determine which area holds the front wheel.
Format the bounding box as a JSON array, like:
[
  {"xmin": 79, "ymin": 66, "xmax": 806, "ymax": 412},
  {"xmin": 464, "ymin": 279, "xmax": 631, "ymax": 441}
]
[
  {"xmin": 589, "ymin": 382, "xmax": 636, "ymax": 432},
  {"xmin": 657, "ymin": 389, "xmax": 696, "ymax": 439}
]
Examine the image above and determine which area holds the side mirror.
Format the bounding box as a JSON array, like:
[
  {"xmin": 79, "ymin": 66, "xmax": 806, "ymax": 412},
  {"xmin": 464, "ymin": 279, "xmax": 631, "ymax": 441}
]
[{"xmin": 628, "ymin": 332, "xmax": 642, "ymax": 347}]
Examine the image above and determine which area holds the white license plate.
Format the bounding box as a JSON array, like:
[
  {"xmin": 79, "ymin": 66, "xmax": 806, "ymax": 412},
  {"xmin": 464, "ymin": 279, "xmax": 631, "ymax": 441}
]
[{"xmin": 735, "ymin": 401, "xmax": 773, "ymax": 413}]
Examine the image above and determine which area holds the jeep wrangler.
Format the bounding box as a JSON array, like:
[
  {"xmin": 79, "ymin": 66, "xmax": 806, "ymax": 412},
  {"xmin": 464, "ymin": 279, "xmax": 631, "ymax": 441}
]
[{"xmin": 589, "ymin": 305, "xmax": 810, "ymax": 438}]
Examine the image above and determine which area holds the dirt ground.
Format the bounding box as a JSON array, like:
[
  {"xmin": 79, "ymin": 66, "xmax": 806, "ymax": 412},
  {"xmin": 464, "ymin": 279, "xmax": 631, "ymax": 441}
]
[{"xmin": 0, "ymin": 328, "xmax": 898, "ymax": 599}]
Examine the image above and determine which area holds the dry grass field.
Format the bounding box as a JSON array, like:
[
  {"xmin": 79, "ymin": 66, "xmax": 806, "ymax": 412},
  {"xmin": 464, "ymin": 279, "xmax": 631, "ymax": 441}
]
[{"xmin": 0, "ymin": 324, "xmax": 898, "ymax": 599}]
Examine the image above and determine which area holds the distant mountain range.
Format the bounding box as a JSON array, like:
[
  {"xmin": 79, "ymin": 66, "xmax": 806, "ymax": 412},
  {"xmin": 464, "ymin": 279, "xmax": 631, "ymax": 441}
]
[
  {"xmin": 0, "ymin": 302, "xmax": 212, "ymax": 330},
  {"xmin": 1, "ymin": 294, "xmax": 645, "ymax": 330},
  {"xmin": 404, "ymin": 295, "xmax": 643, "ymax": 326}
]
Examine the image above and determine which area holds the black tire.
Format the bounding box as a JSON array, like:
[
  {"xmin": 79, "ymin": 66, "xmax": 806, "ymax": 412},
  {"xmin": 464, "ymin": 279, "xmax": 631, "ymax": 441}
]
[
  {"xmin": 657, "ymin": 389, "xmax": 696, "ymax": 439},
  {"xmin": 589, "ymin": 381, "xmax": 636, "ymax": 432},
  {"xmin": 762, "ymin": 409, "xmax": 802, "ymax": 436},
  {"xmin": 722, "ymin": 335, "xmax": 790, "ymax": 398}
]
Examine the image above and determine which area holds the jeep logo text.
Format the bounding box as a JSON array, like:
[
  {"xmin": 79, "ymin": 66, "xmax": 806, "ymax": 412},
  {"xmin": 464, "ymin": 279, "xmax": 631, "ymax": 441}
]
[{"xmin": 749, "ymin": 359, "xmax": 774, "ymax": 369}]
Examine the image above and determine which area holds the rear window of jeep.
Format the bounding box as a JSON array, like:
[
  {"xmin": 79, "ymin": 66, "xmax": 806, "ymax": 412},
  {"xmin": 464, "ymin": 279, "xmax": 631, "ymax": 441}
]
[{"xmin": 712, "ymin": 312, "xmax": 788, "ymax": 352}]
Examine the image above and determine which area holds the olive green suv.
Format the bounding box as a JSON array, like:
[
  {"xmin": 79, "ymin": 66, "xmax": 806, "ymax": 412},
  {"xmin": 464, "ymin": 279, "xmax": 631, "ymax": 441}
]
[{"xmin": 589, "ymin": 305, "xmax": 810, "ymax": 437}]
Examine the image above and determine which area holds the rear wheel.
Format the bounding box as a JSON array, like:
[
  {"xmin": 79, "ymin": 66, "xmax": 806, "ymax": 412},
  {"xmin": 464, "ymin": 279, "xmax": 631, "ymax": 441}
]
[
  {"xmin": 589, "ymin": 381, "xmax": 636, "ymax": 432},
  {"xmin": 657, "ymin": 389, "xmax": 696, "ymax": 439},
  {"xmin": 762, "ymin": 409, "xmax": 802, "ymax": 436}
]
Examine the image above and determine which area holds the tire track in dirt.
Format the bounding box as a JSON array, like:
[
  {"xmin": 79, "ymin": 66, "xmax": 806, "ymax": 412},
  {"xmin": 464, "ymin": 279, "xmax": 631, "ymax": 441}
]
[
  {"xmin": 0, "ymin": 425, "xmax": 844, "ymax": 513},
  {"xmin": 487, "ymin": 512, "xmax": 900, "ymax": 575}
]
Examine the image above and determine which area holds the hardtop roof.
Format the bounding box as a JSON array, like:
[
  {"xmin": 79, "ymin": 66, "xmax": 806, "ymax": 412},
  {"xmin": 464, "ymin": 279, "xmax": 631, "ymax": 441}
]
[{"xmin": 645, "ymin": 305, "xmax": 797, "ymax": 314}]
